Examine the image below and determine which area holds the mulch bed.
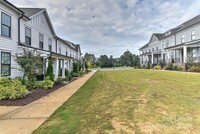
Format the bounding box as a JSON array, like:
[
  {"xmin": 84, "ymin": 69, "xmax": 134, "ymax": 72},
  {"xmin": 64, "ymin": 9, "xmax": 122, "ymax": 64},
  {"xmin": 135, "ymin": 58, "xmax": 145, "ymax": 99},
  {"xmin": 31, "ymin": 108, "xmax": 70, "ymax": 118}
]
[
  {"xmin": 0, "ymin": 73, "xmax": 90, "ymax": 107},
  {"xmin": 0, "ymin": 84, "xmax": 65, "ymax": 106}
]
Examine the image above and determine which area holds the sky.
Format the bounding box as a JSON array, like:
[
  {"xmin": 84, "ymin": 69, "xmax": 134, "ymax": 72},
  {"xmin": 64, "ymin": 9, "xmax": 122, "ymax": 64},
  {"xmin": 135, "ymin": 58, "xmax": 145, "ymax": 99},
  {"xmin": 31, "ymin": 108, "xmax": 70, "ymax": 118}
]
[{"xmin": 10, "ymin": 0, "xmax": 200, "ymax": 57}]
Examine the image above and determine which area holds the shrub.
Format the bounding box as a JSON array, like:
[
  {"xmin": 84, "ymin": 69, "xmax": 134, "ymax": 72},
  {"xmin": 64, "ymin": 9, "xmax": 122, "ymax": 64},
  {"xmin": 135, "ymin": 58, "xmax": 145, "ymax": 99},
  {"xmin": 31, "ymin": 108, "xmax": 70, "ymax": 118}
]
[
  {"xmin": 165, "ymin": 63, "xmax": 173, "ymax": 70},
  {"xmin": 154, "ymin": 65, "xmax": 161, "ymax": 70},
  {"xmin": 14, "ymin": 76, "xmax": 26, "ymax": 85},
  {"xmin": 177, "ymin": 66, "xmax": 183, "ymax": 71},
  {"xmin": 0, "ymin": 78, "xmax": 28, "ymax": 100},
  {"xmin": 79, "ymin": 70, "xmax": 85, "ymax": 76},
  {"xmin": 72, "ymin": 63, "xmax": 79, "ymax": 73},
  {"xmin": 159, "ymin": 61, "xmax": 166, "ymax": 69},
  {"xmin": 66, "ymin": 74, "xmax": 72, "ymax": 81},
  {"xmin": 65, "ymin": 69, "xmax": 69, "ymax": 77},
  {"xmin": 189, "ymin": 66, "xmax": 200, "ymax": 72},
  {"xmin": 147, "ymin": 62, "xmax": 151, "ymax": 69},
  {"xmin": 41, "ymin": 77, "xmax": 54, "ymax": 89},
  {"xmin": 172, "ymin": 65, "xmax": 178, "ymax": 71},
  {"xmin": 55, "ymin": 77, "xmax": 63, "ymax": 85},
  {"xmin": 72, "ymin": 72, "xmax": 79, "ymax": 77},
  {"xmin": 46, "ymin": 61, "xmax": 55, "ymax": 81},
  {"xmin": 33, "ymin": 81, "xmax": 43, "ymax": 89}
]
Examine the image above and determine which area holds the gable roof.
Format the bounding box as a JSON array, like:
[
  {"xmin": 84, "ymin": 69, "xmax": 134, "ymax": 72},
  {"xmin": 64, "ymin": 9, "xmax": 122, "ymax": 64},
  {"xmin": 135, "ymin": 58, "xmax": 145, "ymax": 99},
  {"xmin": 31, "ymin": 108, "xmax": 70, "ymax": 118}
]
[
  {"xmin": 139, "ymin": 43, "xmax": 149, "ymax": 50},
  {"xmin": 55, "ymin": 36, "xmax": 77, "ymax": 51},
  {"xmin": 1, "ymin": 0, "xmax": 30, "ymax": 20},
  {"xmin": 19, "ymin": 8, "xmax": 56, "ymax": 35},
  {"xmin": 2, "ymin": 0, "xmax": 24, "ymax": 14},
  {"xmin": 175, "ymin": 15, "xmax": 200, "ymax": 32},
  {"xmin": 153, "ymin": 33, "xmax": 164, "ymax": 40},
  {"xmin": 19, "ymin": 8, "xmax": 45, "ymax": 17},
  {"xmin": 160, "ymin": 15, "xmax": 200, "ymax": 39}
]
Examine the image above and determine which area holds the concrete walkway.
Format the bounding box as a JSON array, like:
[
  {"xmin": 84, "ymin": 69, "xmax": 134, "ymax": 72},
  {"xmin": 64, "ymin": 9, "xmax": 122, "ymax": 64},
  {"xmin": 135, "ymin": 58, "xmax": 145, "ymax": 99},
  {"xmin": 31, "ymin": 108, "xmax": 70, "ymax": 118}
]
[{"xmin": 0, "ymin": 70, "xmax": 96, "ymax": 134}]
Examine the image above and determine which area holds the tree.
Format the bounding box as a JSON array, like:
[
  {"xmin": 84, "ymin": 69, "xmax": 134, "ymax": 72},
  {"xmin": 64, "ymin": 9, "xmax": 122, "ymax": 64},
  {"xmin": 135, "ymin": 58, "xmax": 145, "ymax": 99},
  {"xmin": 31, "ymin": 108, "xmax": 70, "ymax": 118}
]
[
  {"xmin": 15, "ymin": 49, "xmax": 43, "ymax": 90},
  {"xmin": 46, "ymin": 60, "xmax": 54, "ymax": 81},
  {"xmin": 119, "ymin": 50, "xmax": 140, "ymax": 67},
  {"xmin": 98, "ymin": 55, "xmax": 109, "ymax": 68},
  {"xmin": 83, "ymin": 53, "xmax": 96, "ymax": 68}
]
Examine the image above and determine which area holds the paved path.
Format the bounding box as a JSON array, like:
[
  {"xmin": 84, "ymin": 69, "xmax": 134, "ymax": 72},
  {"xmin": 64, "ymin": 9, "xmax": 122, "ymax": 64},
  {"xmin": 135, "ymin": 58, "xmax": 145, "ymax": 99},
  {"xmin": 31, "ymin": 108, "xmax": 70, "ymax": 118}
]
[{"xmin": 0, "ymin": 70, "xmax": 96, "ymax": 134}]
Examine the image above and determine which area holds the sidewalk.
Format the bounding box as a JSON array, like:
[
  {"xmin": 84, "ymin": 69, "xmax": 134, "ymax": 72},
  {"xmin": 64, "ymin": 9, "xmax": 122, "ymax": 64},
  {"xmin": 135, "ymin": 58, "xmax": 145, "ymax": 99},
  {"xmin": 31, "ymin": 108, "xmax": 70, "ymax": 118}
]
[{"xmin": 0, "ymin": 70, "xmax": 96, "ymax": 134}]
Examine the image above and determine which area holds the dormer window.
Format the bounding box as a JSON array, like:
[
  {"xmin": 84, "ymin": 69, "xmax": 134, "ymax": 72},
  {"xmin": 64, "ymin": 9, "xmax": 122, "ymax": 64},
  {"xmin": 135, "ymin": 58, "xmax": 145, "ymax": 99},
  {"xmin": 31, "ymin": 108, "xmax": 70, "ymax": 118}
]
[
  {"xmin": 181, "ymin": 34, "xmax": 185, "ymax": 43},
  {"xmin": 191, "ymin": 30, "xmax": 196, "ymax": 40},
  {"xmin": 165, "ymin": 31, "xmax": 171, "ymax": 36}
]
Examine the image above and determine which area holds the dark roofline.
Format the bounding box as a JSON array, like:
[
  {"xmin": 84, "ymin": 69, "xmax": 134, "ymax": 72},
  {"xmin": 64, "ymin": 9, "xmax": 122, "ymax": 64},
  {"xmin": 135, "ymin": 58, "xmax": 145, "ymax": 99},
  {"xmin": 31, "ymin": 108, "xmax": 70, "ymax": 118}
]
[
  {"xmin": 139, "ymin": 43, "xmax": 148, "ymax": 50},
  {"xmin": 2, "ymin": 0, "xmax": 24, "ymax": 13},
  {"xmin": 55, "ymin": 36, "xmax": 77, "ymax": 51},
  {"xmin": 2, "ymin": 0, "xmax": 30, "ymax": 20}
]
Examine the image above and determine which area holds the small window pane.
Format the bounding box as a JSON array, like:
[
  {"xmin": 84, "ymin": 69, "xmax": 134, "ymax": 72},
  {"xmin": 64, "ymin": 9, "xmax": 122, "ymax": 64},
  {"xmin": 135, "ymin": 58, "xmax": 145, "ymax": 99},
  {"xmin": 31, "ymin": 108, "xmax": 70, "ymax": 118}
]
[
  {"xmin": 1, "ymin": 25, "xmax": 10, "ymax": 37},
  {"xmin": 192, "ymin": 30, "xmax": 195, "ymax": 35},
  {"xmin": 39, "ymin": 34, "xmax": 44, "ymax": 42},
  {"xmin": 1, "ymin": 65, "xmax": 10, "ymax": 76},
  {"xmin": 2, "ymin": 13, "xmax": 11, "ymax": 27},
  {"xmin": 1, "ymin": 53, "xmax": 11, "ymax": 64},
  {"xmin": 25, "ymin": 28, "xmax": 31, "ymax": 37}
]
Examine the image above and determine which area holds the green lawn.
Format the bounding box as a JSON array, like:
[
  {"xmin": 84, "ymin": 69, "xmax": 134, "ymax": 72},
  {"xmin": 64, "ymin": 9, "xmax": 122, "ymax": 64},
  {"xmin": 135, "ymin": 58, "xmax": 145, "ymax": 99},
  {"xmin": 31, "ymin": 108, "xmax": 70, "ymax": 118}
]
[{"xmin": 34, "ymin": 70, "xmax": 200, "ymax": 134}]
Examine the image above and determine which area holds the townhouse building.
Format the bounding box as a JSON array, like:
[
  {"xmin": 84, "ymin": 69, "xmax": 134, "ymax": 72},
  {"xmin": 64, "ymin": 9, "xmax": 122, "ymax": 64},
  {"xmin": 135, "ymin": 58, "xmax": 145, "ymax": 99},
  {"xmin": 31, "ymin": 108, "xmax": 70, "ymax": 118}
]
[
  {"xmin": 139, "ymin": 15, "xmax": 200, "ymax": 68},
  {"xmin": 0, "ymin": 0, "xmax": 82, "ymax": 79}
]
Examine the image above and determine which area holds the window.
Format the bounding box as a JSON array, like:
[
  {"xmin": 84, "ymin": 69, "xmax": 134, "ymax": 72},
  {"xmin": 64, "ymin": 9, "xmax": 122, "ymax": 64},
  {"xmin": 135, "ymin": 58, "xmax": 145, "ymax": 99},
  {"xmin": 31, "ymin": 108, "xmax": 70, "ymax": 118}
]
[
  {"xmin": 48, "ymin": 38, "xmax": 52, "ymax": 51},
  {"xmin": 39, "ymin": 34, "xmax": 44, "ymax": 49},
  {"xmin": 1, "ymin": 12, "xmax": 11, "ymax": 37},
  {"xmin": 191, "ymin": 30, "xmax": 196, "ymax": 40},
  {"xmin": 181, "ymin": 34, "xmax": 185, "ymax": 43},
  {"xmin": 58, "ymin": 44, "xmax": 61, "ymax": 54},
  {"xmin": 152, "ymin": 47, "xmax": 154, "ymax": 52},
  {"xmin": 156, "ymin": 45, "xmax": 158, "ymax": 50},
  {"xmin": 66, "ymin": 51, "xmax": 68, "ymax": 56},
  {"xmin": 162, "ymin": 41, "xmax": 165, "ymax": 48},
  {"xmin": 1, "ymin": 52, "xmax": 11, "ymax": 76},
  {"xmin": 166, "ymin": 40, "xmax": 169, "ymax": 47},
  {"xmin": 149, "ymin": 49, "xmax": 151, "ymax": 52},
  {"xmin": 25, "ymin": 27, "xmax": 31, "ymax": 46}
]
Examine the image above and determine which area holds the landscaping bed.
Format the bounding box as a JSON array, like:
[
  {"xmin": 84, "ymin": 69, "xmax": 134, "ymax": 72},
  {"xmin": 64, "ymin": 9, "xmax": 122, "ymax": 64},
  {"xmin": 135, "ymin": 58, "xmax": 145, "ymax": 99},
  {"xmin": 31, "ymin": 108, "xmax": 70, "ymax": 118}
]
[{"xmin": 0, "ymin": 84, "xmax": 64, "ymax": 106}]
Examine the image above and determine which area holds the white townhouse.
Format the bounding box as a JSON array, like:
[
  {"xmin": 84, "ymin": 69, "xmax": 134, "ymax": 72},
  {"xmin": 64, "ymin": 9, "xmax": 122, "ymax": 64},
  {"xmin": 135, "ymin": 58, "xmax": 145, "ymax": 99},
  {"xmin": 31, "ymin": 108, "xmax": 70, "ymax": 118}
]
[
  {"xmin": 139, "ymin": 15, "xmax": 200, "ymax": 68},
  {"xmin": 0, "ymin": 0, "xmax": 82, "ymax": 79}
]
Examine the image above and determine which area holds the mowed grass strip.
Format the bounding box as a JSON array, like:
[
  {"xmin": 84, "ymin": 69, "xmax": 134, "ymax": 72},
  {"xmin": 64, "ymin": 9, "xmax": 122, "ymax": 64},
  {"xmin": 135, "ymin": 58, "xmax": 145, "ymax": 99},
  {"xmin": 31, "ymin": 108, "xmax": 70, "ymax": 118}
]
[{"xmin": 33, "ymin": 70, "xmax": 200, "ymax": 134}]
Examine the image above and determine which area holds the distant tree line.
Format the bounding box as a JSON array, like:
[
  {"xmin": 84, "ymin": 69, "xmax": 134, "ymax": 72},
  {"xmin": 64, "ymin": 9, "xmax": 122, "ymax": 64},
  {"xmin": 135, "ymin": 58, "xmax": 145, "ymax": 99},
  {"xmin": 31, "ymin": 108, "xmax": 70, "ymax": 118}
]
[{"xmin": 83, "ymin": 50, "xmax": 140, "ymax": 68}]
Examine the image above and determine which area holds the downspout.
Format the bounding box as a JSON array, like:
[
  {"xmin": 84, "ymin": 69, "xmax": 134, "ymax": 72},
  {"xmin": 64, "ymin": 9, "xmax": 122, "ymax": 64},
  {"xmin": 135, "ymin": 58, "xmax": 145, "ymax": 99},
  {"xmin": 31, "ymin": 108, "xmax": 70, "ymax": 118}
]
[
  {"xmin": 18, "ymin": 14, "xmax": 24, "ymax": 45},
  {"xmin": 174, "ymin": 33, "xmax": 177, "ymax": 61},
  {"xmin": 56, "ymin": 38, "xmax": 58, "ymax": 53}
]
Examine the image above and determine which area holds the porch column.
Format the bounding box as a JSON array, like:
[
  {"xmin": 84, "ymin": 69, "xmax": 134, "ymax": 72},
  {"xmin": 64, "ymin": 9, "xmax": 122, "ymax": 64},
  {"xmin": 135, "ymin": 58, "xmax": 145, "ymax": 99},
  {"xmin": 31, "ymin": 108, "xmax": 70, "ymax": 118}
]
[
  {"xmin": 161, "ymin": 53, "xmax": 163, "ymax": 61},
  {"xmin": 55, "ymin": 58, "xmax": 59, "ymax": 79},
  {"xmin": 67, "ymin": 60, "xmax": 70, "ymax": 70},
  {"xmin": 62, "ymin": 60, "xmax": 65, "ymax": 78},
  {"xmin": 183, "ymin": 46, "xmax": 187, "ymax": 63},
  {"xmin": 167, "ymin": 50, "xmax": 170, "ymax": 63},
  {"xmin": 151, "ymin": 53, "xmax": 154, "ymax": 64}
]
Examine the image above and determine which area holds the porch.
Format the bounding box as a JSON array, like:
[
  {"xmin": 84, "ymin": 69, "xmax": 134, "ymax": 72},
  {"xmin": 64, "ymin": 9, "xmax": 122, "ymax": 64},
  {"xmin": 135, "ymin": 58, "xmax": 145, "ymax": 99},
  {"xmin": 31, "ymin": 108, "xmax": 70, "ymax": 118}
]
[{"xmin": 166, "ymin": 40, "xmax": 200, "ymax": 64}]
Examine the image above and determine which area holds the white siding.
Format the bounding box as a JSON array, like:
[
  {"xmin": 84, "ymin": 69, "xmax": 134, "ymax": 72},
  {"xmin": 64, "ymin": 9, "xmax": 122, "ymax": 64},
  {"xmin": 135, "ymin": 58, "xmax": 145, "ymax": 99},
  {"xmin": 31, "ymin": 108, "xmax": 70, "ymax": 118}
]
[
  {"xmin": 0, "ymin": 3, "xmax": 23, "ymax": 78},
  {"xmin": 20, "ymin": 12, "xmax": 56, "ymax": 52}
]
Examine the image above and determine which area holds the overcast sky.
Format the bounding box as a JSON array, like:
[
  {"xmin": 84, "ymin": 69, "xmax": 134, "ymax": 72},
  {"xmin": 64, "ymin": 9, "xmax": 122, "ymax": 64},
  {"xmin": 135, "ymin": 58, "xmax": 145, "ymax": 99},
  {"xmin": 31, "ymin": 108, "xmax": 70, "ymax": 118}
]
[{"xmin": 10, "ymin": 0, "xmax": 200, "ymax": 57}]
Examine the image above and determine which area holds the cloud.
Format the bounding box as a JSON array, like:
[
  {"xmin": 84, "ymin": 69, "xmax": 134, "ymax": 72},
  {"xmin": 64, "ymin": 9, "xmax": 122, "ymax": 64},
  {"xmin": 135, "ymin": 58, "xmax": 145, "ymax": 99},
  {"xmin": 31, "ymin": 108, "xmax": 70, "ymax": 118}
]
[{"xmin": 9, "ymin": 0, "xmax": 200, "ymax": 57}]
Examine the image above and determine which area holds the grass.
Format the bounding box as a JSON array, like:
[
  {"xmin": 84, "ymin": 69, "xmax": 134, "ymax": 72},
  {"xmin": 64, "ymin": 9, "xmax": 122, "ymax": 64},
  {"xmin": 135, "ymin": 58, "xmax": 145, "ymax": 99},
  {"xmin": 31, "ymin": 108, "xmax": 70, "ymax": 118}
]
[{"xmin": 33, "ymin": 70, "xmax": 200, "ymax": 134}]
